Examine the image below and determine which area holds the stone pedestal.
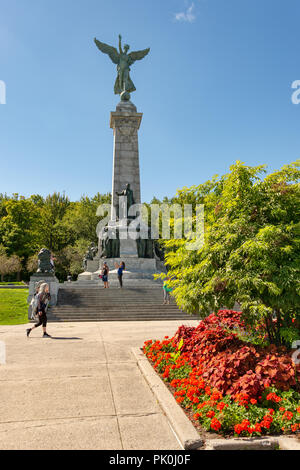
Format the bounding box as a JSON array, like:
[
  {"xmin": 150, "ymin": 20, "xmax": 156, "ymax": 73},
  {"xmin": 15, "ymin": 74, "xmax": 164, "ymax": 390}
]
[
  {"xmin": 86, "ymin": 259, "xmax": 99, "ymax": 272},
  {"xmin": 27, "ymin": 273, "xmax": 60, "ymax": 318},
  {"xmin": 90, "ymin": 257, "xmax": 162, "ymax": 283},
  {"xmin": 110, "ymin": 100, "xmax": 143, "ymax": 219}
]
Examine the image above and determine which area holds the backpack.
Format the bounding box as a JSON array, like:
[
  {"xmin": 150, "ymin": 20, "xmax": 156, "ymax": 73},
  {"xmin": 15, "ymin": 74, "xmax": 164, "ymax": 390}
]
[{"xmin": 30, "ymin": 295, "xmax": 39, "ymax": 320}]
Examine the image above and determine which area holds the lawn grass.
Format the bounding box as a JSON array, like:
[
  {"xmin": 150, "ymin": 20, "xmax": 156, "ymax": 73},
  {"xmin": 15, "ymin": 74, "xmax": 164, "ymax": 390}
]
[
  {"xmin": 0, "ymin": 282, "xmax": 26, "ymax": 286},
  {"xmin": 0, "ymin": 289, "xmax": 29, "ymax": 325}
]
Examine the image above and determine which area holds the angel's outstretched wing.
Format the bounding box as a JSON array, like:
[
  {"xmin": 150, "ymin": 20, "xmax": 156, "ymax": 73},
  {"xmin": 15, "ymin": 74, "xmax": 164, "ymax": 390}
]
[
  {"xmin": 94, "ymin": 38, "xmax": 119, "ymax": 64},
  {"xmin": 128, "ymin": 48, "xmax": 150, "ymax": 64}
]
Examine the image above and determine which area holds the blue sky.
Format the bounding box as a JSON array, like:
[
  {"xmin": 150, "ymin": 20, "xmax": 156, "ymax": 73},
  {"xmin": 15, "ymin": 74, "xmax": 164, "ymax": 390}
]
[{"xmin": 1, "ymin": 0, "xmax": 300, "ymax": 202}]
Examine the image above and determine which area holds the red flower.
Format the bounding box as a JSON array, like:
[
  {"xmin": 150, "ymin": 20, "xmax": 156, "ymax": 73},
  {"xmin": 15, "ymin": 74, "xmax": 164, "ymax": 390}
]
[
  {"xmin": 217, "ymin": 402, "xmax": 227, "ymax": 411},
  {"xmin": 255, "ymin": 423, "xmax": 262, "ymax": 433},
  {"xmin": 206, "ymin": 410, "xmax": 215, "ymax": 418},
  {"xmin": 234, "ymin": 424, "xmax": 243, "ymax": 435},
  {"xmin": 211, "ymin": 389, "xmax": 223, "ymax": 401},
  {"xmin": 266, "ymin": 393, "xmax": 282, "ymax": 403},
  {"xmin": 283, "ymin": 411, "xmax": 293, "ymax": 421},
  {"xmin": 211, "ymin": 418, "xmax": 222, "ymax": 431}
]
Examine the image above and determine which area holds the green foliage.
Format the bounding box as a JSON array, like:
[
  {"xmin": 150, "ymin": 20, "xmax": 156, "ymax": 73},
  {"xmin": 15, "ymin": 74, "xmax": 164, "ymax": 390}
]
[
  {"xmin": 162, "ymin": 161, "xmax": 300, "ymax": 346},
  {"xmin": 279, "ymin": 327, "xmax": 299, "ymax": 348},
  {"xmin": 0, "ymin": 196, "xmax": 40, "ymax": 257},
  {"xmin": 0, "ymin": 192, "xmax": 111, "ymax": 281}
]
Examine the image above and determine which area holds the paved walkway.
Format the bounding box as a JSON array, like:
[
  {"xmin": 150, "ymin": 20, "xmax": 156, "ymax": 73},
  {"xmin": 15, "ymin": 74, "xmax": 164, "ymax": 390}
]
[{"xmin": 0, "ymin": 319, "xmax": 199, "ymax": 450}]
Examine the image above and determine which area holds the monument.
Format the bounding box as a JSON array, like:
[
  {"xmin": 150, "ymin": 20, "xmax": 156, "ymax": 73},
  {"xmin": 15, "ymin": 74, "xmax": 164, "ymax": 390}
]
[{"xmin": 78, "ymin": 35, "xmax": 165, "ymax": 283}]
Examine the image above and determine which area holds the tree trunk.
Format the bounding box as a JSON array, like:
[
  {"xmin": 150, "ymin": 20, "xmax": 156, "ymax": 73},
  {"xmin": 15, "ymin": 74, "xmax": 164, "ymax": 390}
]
[
  {"xmin": 274, "ymin": 309, "xmax": 282, "ymax": 346},
  {"xmin": 265, "ymin": 313, "xmax": 276, "ymax": 345}
]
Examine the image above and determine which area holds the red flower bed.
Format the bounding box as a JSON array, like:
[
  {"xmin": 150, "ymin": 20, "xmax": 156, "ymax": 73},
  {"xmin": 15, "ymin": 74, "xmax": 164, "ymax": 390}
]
[
  {"xmin": 143, "ymin": 310, "xmax": 300, "ymax": 436},
  {"xmin": 174, "ymin": 310, "xmax": 299, "ymax": 399}
]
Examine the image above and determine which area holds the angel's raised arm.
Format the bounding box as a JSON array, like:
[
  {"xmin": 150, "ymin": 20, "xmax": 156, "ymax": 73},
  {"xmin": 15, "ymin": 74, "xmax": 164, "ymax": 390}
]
[
  {"xmin": 118, "ymin": 34, "xmax": 123, "ymax": 54},
  {"xmin": 94, "ymin": 38, "xmax": 120, "ymax": 64}
]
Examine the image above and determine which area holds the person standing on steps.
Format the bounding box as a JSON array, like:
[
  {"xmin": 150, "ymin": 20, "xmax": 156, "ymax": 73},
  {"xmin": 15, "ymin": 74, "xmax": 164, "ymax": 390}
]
[
  {"xmin": 102, "ymin": 262, "xmax": 109, "ymax": 288},
  {"xmin": 115, "ymin": 261, "xmax": 125, "ymax": 288},
  {"xmin": 163, "ymin": 276, "xmax": 172, "ymax": 305},
  {"xmin": 26, "ymin": 283, "xmax": 51, "ymax": 338}
]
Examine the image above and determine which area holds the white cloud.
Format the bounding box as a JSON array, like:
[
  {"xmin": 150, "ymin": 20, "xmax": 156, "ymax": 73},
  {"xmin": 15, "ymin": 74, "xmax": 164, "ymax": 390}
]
[{"xmin": 174, "ymin": 3, "xmax": 196, "ymax": 23}]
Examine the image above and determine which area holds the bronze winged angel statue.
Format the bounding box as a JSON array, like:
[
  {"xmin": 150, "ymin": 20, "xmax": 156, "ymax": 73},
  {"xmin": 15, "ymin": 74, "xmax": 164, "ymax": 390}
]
[{"xmin": 94, "ymin": 34, "xmax": 150, "ymax": 100}]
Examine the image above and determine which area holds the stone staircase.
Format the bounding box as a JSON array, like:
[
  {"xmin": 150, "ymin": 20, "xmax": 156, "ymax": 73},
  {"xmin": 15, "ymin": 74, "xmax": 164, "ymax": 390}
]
[{"xmin": 47, "ymin": 285, "xmax": 197, "ymax": 322}]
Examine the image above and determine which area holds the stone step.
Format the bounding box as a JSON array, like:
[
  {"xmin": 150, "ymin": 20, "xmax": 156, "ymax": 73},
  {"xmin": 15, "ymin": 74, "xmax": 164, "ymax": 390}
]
[
  {"xmin": 49, "ymin": 306, "xmax": 185, "ymax": 312},
  {"xmin": 51, "ymin": 307, "xmax": 180, "ymax": 311},
  {"xmin": 48, "ymin": 285, "xmax": 188, "ymax": 322},
  {"xmin": 51, "ymin": 310, "xmax": 180, "ymax": 314},
  {"xmin": 47, "ymin": 313, "xmax": 192, "ymax": 319},
  {"xmin": 47, "ymin": 318, "xmax": 192, "ymax": 322},
  {"xmin": 56, "ymin": 302, "xmax": 169, "ymax": 306}
]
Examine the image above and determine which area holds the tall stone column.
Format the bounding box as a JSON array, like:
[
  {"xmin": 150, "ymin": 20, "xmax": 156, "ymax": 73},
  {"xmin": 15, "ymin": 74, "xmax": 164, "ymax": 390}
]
[{"xmin": 110, "ymin": 100, "xmax": 143, "ymax": 220}]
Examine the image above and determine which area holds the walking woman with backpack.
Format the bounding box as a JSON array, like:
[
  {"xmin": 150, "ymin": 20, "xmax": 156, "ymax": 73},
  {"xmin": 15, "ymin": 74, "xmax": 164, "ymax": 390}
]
[{"xmin": 26, "ymin": 283, "xmax": 51, "ymax": 338}]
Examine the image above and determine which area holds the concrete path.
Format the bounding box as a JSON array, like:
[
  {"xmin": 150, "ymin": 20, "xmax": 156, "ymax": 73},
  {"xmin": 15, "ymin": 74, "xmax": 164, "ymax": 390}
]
[{"xmin": 0, "ymin": 319, "xmax": 199, "ymax": 450}]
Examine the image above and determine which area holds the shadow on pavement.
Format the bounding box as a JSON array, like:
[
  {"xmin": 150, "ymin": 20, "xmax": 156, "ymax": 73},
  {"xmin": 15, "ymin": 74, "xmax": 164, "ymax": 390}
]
[{"xmin": 49, "ymin": 337, "xmax": 83, "ymax": 340}]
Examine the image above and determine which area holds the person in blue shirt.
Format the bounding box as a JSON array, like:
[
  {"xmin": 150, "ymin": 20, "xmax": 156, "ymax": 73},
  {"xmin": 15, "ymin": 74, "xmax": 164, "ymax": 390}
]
[{"xmin": 115, "ymin": 261, "xmax": 125, "ymax": 288}]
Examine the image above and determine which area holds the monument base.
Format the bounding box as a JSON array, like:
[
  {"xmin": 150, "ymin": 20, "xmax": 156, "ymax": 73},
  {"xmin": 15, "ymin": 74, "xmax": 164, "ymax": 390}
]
[{"xmin": 77, "ymin": 256, "xmax": 166, "ymax": 284}]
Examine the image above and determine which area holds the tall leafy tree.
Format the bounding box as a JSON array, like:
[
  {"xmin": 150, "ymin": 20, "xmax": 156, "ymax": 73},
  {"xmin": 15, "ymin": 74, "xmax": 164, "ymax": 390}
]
[
  {"xmin": 37, "ymin": 192, "xmax": 72, "ymax": 251},
  {"xmin": 163, "ymin": 161, "xmax": 300, "ymax": 346},
  {"xmin": 63, "ymin": 193, "xmax": 111, "ymax": 244},
  {"xmin": 0, "ymin": 197, "xmax": 40, "ymax": 258}
]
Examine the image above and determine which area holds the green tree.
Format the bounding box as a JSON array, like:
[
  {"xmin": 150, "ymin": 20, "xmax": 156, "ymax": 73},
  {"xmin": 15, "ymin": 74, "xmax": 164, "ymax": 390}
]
[
  {"xmin": 57, "ymin": 239, "xmax": 89, "ymax": 278},
  {"xmin": 26, "ymin": 253, "xmax": 38, "ymax": 274},
  {"xmin": 0, "ymin": 197, "xmax": 40, "ymax": 258},
  {"xmin": 63, "ymin": 193, "xmax": 111, "ymax": 244},
  {"xmin": 0, "ymin": 250, "xmax": 22, "ymax": 281},
  {"xmin": 37, "ymin": 192, "xmax": 72, "ymax": 251}
]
